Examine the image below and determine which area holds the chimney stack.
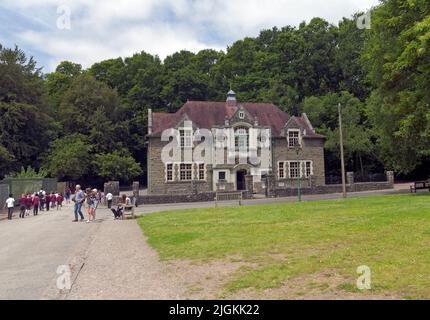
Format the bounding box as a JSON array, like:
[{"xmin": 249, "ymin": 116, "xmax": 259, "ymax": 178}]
[{"xmin": 148, "ymin": 108, "xmax": 153, "ymax": 135}]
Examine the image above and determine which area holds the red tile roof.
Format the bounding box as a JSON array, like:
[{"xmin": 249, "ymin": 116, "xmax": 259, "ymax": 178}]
[{"xmin": 150, "ymin": 101, "xmax": 324, "ymax": 138}]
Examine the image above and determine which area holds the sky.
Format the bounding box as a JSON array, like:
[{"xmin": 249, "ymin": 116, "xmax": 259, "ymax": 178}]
[{"xmin": 0, "ymin": 0, "xmax": 380, "ymax": 73}]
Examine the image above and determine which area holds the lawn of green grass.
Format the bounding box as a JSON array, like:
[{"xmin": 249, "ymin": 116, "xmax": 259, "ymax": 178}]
[{"xmin": 138, "ymin": 193, "xmax": 430, "ymax": 299}]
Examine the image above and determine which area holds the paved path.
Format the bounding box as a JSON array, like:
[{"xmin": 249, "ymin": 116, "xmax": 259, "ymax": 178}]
[
  {"xmin": 65, "ymin": 215, "xmax": 184, "ymax": 300},
  {"xmin": 0, "ymin": 205, "xmax": 183, "ymax": 300},
  {"xmin": 0, "ymin": 206, "xmax": 96, "ymax": 299}
]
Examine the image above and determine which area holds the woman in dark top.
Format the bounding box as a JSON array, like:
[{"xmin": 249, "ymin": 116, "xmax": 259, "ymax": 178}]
[
  {"xmin": 111, "ymin": 202, "xmax": 123, "ymax": 220},
  {"xmin": 19, "ymin": 194, "xmax": 26, "ymax": 219},
  {"xmin": 45, "ymin": 193, "xmax": 51, "ymax": 211}
]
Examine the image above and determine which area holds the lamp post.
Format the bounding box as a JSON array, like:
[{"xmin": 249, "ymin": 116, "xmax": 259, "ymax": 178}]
[
  {"xmin": 338, "ymin": 103, "xmax": 347, "ymax": 198},
  {"xmin": 295, "ymin": 145, "xmax": 302, "ymax": 202}
]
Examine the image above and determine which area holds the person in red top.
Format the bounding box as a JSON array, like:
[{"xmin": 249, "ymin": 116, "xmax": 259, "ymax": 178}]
[
  {"xmin": 32, "ymin": 193, "xmax": 40, "ymax": 216},
  {"xmin": 57, "ymin": 193, "xmax": 64, "ymax": 211},
  {"xmin": 25, "ymin": 194, "xmax": 32, "ymax": 216},
  {"xmin": 19, "ymin": 194, "xmax": 27, "ymax": 219}
]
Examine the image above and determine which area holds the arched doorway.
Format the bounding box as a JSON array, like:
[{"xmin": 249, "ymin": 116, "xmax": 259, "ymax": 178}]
[{"xmin": 236, "ymin": 170, "xmax": 247, "ymax": 191}]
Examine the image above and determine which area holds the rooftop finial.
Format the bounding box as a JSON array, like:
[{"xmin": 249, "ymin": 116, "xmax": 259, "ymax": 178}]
[{"xmin": 227, "ymin": 88, "xmax": 236, "ymax": 102}]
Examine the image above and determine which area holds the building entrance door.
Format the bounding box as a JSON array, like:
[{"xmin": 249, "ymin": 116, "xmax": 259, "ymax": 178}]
[{"xmin": 236, "ymin": 170, "xmax": 246, "ymax": 191}]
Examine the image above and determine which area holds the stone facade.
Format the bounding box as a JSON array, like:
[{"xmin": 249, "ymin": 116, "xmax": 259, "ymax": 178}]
[{"xmin": 147, "ymin": 91, "xmax": 326, "ymax": 196}]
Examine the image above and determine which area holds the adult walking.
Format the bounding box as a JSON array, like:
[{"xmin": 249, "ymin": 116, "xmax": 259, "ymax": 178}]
[
  {"xmin": 19, "ymin": 194, "xmax": 27, "ymax": 219},
  {"xmin": 32, "ymin": 193, "xmax": 40, "ymax": 216},
  {"xmin": 72, "ymin": 185, "xmax": 85, "ymax": 222},
  {"xmin": 4, "ymin": 194, "xmax": 15, "ymax": 220},
  {"xmin": 65, "ymin": 187, "xmax": 71, "ymax": 204},
  {"xmin": 85, "ymin": 188, "xmax": 95, "ymax": 223},
  {"xmin": 106, "ymin": 192, "xmax": 113, "ymax": 209},
  {"xmin": 45, "ymin": 193, "xmax": 50, "ymax": 212},
  {"xmin": 38, "ymin": 189, "xmax": 45, "ymax": 211}
]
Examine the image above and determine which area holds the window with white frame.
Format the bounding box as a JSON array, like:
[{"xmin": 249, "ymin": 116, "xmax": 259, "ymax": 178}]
[
  {"xmin": 288, "ymin": 130, "xmax": 300, "ymax": 148},
  {"xmin": 180, "ymin": 163, "xmax": 192, "ymax": 181},
  {"xmin": 198, "ymin": 163, "xmax": 205, "ymax": 180},
  {"xmin": 239, "ymin": 111, "xmax": 245, "ymax": 119},
  {"xmin": 166, "ymin": 163, "xmax": 173, "ymax": 182},
  {"xmin": 289, "ymin": 161, "xmax": 300, "ymax": 178},
  {"xmin": 305, "ymin": 161, "xmax": 313, "ymax": 177},
  {"xmin": 180, "ymin": 129, "xmax": 193, "ymax": 148},
  {"xmin": 278, "ymin": 162, "xmax": 285, "ymax": 179},
  {"xmin": 235, "ymin": 127, "xmax": 249, "ymax": 149}
]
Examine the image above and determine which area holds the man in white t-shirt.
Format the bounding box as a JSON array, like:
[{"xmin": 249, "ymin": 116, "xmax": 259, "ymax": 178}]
[
  {"xmin": 4, "ymin": 194, "xmax": 15, "ymax": 220},
  {"xmin": 106, "ymin": 192, "xmax": 113, "ymax": 209}
]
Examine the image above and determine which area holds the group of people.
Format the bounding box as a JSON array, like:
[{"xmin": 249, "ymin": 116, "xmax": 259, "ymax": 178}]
[
  {"xmin": 3, "ymin": 189, "xmax": 65, "ymax": 220},
  {"xmin": 71, "ymin": 184, "xmax": 130, "ymax": 222},
  {"xmin": 20, "ymin": 191, "xmax": 65, "ymax": 218},
  {"xmin": 3, "ymin": 184, "xmax": 133, "ymax": 222},
  {"xmin": 71, "ymin": 185, "xmax": 104, "ymax": 223}
]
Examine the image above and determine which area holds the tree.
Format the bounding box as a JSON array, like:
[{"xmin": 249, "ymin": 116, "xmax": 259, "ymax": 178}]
[
  {"xmin": 6, "ymin": 166, "xmax": 47, "ymax": 179},
  {"xmin": 336, "ymin": 15, "xmax": 370, "ymax": 100},
  {"xmin": 45, "ymin": 61, "xmax": 83, "ymax": 110},
  {"xmin": 59, "ymin": 74, "xmax": 120, "ymax": 136},
  {"xmin": 89, "ymin": 58, "xmax": 125, "ymax": 92},
  {"xmin": 93, "ymin": 151, "xmax": 143, "ymax": 183},
  {"xmin": 303, "ymin": 92, "xmax": 377, "ymax": 174},
  {"xmin": 0, "ymin": 145, "xmax": 15, "ymax": 178},
  {"xmin": 364, "ymin": 0, "xmax": 430, "ymax": 173},
  {"xmin": 295, "ymin": 18, "xmax": 342, "ymax": 98},
  {"xmin": 0, "ymin": 44, "xmax": 58, "ymax": 172},
  {"xmin": 43, "ymin": 135, "xmax": 92, "ymax": 180}
]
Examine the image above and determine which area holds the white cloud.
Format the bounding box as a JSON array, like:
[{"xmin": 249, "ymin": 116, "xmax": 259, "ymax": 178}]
[{"xmin": 2, "ymin": 0, "xmax": 380, "ymax": 71}]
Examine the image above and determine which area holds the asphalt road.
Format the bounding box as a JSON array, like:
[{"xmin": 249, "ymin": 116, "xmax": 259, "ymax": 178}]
[{"xmin": 0, "ymin": 205, "xmax": 100, "ymax": 299}]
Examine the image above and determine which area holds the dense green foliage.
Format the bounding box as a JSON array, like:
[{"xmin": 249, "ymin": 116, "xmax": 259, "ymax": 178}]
[
  {"xmin": 93, "ymin": 151, "xmax": 143, "ymax": 182},
  {"xmin": 364, "ymin": 0, "xmax": 430, "ymax": 174},
  {"xmin": 0, "ymin": 0, "xmax": 429, "ymax": 182},
  {"xmin": 5, "ymin": 166, "xmax": 47, "ymax": 179}
]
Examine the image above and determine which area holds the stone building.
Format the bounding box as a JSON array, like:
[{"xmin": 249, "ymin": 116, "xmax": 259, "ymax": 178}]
[{"xmin": 146, "ymin": 90, "xmax": 326, "ymax": 195}]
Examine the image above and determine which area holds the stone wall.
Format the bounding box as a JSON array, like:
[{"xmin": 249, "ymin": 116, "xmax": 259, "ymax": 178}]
[
  {"xmin": 147, "ymin": 137, "xmax": 213, "ymax": 195},
  {"xmin": 0, "ymin": 183, "xmax": 9, "ymax": 209},
  {"xmin": 139, "ymin": 192, "xmax": 216, "ymax": 205},
  {"xmin": 104, "ymin": 181, "xmax": 120, "ymax": 196},
  {"xmin": 136, "ymin": 172, "xmax": 394, "ymax": 205},
  {"xmin": 274, "ymin": 172, "xmax": 394, "ymax": 197},
  {"xmin": 273, "ymin": 137, "xmax": 326, "ymax": 186}
]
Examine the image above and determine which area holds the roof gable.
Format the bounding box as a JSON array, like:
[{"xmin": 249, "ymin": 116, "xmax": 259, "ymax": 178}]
[{"xmin": 149, "ymin": 100, "xmax": 324, "ymax": 139}]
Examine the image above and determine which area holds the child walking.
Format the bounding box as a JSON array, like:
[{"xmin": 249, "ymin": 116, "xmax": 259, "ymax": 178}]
[{"xmin": 4, "ymin": 194, "xmax": 15, "ymax": 220}]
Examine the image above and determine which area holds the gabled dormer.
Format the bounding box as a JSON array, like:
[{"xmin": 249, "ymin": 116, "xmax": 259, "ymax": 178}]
[
  {"xmin": 173, "ymin": 115, "xmax": 197, "ymax": 149},
  {"xmin": 229, "ymin": 105, "xmax": 255, "ymax": 127},
  {"xmin": 283, "ymin": 116, "xmax": 304, "ymax": 148}
]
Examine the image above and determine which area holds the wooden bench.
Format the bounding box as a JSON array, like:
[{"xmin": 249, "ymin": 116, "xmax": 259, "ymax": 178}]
[
  {"xmin": 410, "ymin": 181, "xmax": 430, "ymax": 193},
  {"xmin": 215, "ymin": 192, "xmax": 243, "ymax": 207},
  {"xmin": 122, "ymin": 198, "xmax": 136, "ymax": 220}
]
